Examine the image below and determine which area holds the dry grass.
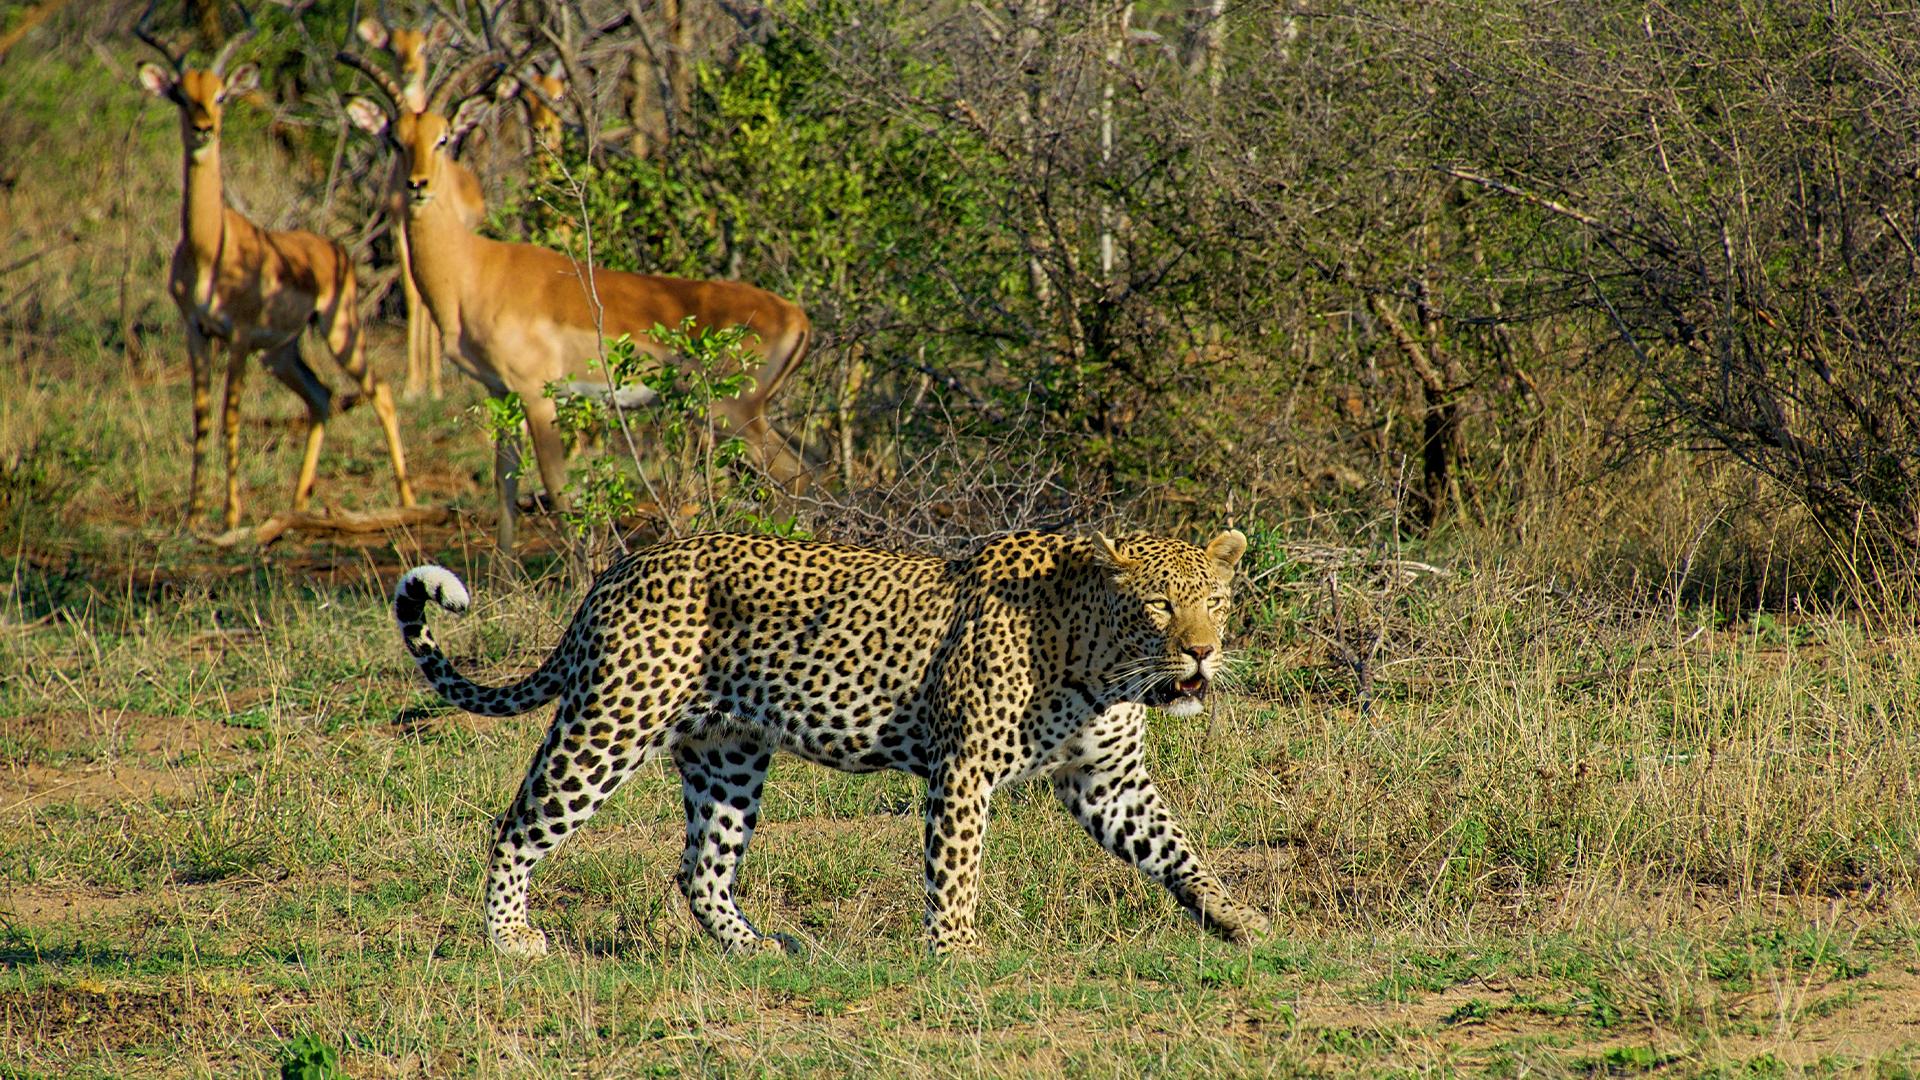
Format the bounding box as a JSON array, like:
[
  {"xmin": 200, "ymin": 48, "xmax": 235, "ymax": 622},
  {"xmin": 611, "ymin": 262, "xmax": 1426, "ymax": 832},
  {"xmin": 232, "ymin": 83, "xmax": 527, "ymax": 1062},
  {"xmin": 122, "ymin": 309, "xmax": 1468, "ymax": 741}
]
[
  {"xmin": 8, "ymin": 357, "xmax": 1920, "ymax": 1075},
  {"xmin": 6, "ymin": 25, "xmax": 1920, "ymax": 1080},
  {"xmin": 6, "ymin": 517, "xmax": 1920, "ymax": 1076}
]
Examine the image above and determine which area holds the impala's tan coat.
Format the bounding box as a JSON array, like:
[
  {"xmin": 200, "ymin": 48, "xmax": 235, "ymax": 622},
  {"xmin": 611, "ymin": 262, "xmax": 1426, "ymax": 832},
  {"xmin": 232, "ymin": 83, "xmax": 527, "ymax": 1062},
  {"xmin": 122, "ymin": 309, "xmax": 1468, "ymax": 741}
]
[
  {"xmin": 138, "ymin": 57, "xmax": 413, "ymax": 532},
  {"xmin": 350, "ymin": 19, "xmax": 485, "ymax": 400},
  {"xmin": 351, "ymin": 97, "xmax": 812, "ymax": 546}
]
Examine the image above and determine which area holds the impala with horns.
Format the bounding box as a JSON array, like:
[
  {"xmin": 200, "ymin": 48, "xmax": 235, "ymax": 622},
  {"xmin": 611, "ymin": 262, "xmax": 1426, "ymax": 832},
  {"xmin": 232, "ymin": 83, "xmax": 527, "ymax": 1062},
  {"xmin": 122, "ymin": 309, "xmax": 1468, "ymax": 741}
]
[
  {"xmin": 503, "ymin": 59, "xmax": 567, "ymax": 151},
  {"xmin": 339, "ymin": 58, "xmax": 814, "ymax": 549},
  {"xmin": 351, "ymin": 9, "xmax": 484, "ymax": 400},
  {"xmin": 135, "ymin": 1, "xmax": 414, "ymax": 533}
]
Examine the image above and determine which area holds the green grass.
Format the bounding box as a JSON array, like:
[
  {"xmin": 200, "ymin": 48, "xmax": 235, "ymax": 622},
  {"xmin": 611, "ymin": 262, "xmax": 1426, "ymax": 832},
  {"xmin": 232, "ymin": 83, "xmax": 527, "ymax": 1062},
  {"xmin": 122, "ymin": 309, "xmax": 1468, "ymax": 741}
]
[
  {"xmin": 7, "ymin": 30, "xmax": 1920, "ymax": 1080},
  {"xmin": 9, "ymin": 386, "xmax": 1920, "ymax": 1074},
  {"xmin": 8, "ymin": 508, "xmax": 1920, "ymax": 1075}
]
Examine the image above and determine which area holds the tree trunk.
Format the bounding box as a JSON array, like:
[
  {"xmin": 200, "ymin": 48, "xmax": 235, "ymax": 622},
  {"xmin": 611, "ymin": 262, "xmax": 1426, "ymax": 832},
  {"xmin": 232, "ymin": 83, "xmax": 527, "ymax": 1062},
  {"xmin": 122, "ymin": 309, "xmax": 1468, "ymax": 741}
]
[
  {"xmin": 622, "ymin": 42, "xmax": 669, "ymax": 158},
  {"xmin": 1367, "ymin": 293, "xmax": 1458, "ymax": 531}
]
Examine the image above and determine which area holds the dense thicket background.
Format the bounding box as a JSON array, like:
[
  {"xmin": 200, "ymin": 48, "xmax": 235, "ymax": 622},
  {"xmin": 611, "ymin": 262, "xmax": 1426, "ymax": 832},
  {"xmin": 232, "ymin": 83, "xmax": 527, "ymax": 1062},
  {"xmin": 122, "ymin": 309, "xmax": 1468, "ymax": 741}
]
[{"xmin": 7, "ymin": 0, "xmax": 1920, "ymax": 603}]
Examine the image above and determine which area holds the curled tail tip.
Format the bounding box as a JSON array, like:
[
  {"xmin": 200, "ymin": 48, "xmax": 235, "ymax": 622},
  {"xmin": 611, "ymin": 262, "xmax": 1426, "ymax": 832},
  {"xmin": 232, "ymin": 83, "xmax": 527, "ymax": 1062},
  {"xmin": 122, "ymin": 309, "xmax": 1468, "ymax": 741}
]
[{"xmin": 396, "ymin": 565, "xmax": 471, "ymax": 614}]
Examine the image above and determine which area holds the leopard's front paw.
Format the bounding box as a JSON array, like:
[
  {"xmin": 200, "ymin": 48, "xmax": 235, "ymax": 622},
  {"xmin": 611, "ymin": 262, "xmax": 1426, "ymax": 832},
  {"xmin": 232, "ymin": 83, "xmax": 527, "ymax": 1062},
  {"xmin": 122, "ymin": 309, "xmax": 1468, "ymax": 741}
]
[
  {"xmin": 726, "ymin": 932, "xmax": 800, "ymax": 957},
  {"xmin": 926, "ymin": 925, "xmax": 983, "ymax": 957},
  {"xmin": 1204, "ymin": 906, "xmax": 1270, "ymax": 945},
  {"xmin": 491, "ymin": 924, "xmax": 550, "ymax": 959}
]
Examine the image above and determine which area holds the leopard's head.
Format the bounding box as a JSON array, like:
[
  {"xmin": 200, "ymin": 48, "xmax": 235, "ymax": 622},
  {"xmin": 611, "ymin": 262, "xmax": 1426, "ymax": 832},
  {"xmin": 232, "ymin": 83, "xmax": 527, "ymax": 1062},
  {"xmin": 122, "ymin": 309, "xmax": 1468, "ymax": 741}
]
[{"xmin": 1090, "ymin": 529, "xmax": 1248, "ymax": 717}]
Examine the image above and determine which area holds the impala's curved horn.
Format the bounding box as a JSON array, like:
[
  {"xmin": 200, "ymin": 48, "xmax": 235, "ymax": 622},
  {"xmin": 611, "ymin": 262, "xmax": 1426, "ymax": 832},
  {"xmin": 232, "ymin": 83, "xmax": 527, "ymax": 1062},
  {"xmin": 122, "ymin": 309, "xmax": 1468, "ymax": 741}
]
[
  {"xmin": 134, "ymin": 0, "xmax": 187, "ymax": 73},
  {"xmin": 209, "ymin": 0, "xmax": 257, "ymax": 76},
  {"xmin": 429, "ymin": 49, "xmax": 508, "ymax": 114},
  {"xmin": 336, "ymin": 48, "xmax": 406, "ymax": 116}
]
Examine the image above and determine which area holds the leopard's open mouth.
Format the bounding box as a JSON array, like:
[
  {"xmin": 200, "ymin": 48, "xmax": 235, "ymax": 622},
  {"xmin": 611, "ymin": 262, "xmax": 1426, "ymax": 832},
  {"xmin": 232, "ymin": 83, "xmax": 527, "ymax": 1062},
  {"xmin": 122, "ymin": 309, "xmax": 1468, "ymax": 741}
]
[{"xmin": 1146, "ymin": 674, "xmax": 1211, "ymax": 706}]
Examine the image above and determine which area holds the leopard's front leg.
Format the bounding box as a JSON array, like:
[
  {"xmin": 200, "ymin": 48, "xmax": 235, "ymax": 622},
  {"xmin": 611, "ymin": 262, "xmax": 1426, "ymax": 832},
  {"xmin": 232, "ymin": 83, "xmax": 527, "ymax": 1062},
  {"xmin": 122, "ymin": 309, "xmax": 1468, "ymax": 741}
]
[
  {"xmin": 1050, "ymin": 709, "xmax": 1268, "ymax": 944},
  {"xmin": 922, "ymin": 762, "xmax": 993, "ymax": 954}
]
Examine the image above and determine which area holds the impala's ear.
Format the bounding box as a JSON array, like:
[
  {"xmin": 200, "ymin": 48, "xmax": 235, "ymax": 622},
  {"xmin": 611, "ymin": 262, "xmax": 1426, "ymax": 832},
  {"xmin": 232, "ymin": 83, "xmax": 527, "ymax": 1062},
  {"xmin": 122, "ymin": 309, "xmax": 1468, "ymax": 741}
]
[
  {"xmin": 356, "ymin": 17, "xmax": 389, "ymax": 48},
  {"xmin": 137, "ymin": 62, "xmax": 177, "ymax": 99},
  {"xmin": 219, "ymin": 63, "xmax": 259, "ymax": 100},
  {"xmin": 1205, "ymin": 529, "xmax": 1248, "ymax": 580},
  {"xmin": 345, "ymin": 97, "xmax": 388, "ymax": 136},
  {"xmin": 449, "ymin": 95, "xmax": 492, "ymax": 140},
  {"xmin": 1090, "ymin": 532, "xmax": 1138, "ymax": 572}
]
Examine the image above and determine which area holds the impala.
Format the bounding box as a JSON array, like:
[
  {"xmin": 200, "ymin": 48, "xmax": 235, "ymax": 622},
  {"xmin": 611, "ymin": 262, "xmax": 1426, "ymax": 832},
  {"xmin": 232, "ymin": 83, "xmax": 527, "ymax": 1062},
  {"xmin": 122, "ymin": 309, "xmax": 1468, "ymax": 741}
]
[
  {"xmin": 512, "ymin": 61, "xmax": 566, "ymax": 150},
  {"xmin": 352, "ymin": 14, "xmax": 485, "ymax": 400},
  {"xmin": 136, "ymin": 3, "xmax": 413, "ymax": 533},
  {"xmin": 340, "ymin": 60, "xmax": 813, "ymax": 548}
]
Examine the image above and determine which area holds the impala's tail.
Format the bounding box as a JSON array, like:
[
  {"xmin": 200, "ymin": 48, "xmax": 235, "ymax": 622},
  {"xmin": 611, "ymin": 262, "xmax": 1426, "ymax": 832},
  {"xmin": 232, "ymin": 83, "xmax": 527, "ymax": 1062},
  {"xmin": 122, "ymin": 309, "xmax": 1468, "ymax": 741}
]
[{"xmin": 392, "ymin": 566, "xmax": 566, "ymax": 716}]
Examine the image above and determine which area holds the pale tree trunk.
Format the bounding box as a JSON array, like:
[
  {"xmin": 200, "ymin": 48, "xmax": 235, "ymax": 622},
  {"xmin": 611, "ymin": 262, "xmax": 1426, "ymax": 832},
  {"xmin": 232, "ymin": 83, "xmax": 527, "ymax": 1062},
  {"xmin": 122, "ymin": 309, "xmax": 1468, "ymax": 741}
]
[
  {"xmin": 667, "ymin": 0, "xmax": 695, "ymax": 121},
  {"xmin": 1098, "ymin": 1, "xmax": 1132, "ymax": 288},
  {"xmin": 1184, "ymin": 0, "xmax": 1226, "ymax": 97},
  {"xmin": 622, "ymin": 0, "xmax": 677, "ymax": 159},
  {"xmin": 1012, "ymin": 1, "xmax": 1054, "ymax": 311},
  {"xmin": 622, "ymin": 39, "xmax": 670, "ymax": 158}
]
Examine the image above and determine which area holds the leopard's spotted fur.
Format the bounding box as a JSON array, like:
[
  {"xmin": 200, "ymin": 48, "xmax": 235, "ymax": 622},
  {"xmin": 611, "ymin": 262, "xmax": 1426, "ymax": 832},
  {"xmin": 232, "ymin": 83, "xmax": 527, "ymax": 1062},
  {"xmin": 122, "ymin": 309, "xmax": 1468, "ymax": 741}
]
[{"xmin": 392, "ymin": 529, "xmax": 1266, "ymax": 957}]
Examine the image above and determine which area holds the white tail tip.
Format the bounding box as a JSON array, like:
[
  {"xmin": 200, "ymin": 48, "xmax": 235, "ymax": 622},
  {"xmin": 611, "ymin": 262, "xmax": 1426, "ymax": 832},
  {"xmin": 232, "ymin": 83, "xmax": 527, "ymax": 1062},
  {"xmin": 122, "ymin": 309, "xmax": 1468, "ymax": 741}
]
[{"xmin": 398, "ymin": 565, "xmax": 471, "ymax": 613}]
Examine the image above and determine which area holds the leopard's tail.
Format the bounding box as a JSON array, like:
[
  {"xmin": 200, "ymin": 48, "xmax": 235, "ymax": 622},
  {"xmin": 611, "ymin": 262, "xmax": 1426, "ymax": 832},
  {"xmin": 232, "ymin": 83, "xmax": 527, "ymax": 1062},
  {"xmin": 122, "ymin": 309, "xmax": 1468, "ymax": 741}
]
[{"xmin": 393, "ymin": 566, "xmax": 566, "ymax": 717}]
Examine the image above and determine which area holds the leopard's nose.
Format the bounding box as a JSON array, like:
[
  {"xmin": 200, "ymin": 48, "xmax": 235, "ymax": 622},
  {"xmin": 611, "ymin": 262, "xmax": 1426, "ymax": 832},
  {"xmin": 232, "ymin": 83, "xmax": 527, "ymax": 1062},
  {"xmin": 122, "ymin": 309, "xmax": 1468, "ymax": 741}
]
[{"xmin": 1187, "ymin": 644, "xmax": 1214, "ymax": 661}]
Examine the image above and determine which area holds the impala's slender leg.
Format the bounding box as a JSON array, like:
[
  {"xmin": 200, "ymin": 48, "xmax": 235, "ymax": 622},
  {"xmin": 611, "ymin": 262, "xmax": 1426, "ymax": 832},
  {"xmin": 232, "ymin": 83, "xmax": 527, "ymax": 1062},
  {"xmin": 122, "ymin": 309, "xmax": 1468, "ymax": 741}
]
[
  {"xmin": 183, "ymin": 321, "xmax": 216, "ymax": 525},
  {"xmin": 523, "ymin": 392, "xmax": 572, "ymax": 518},
  {"xmin": 718, "ymin": 405, "xmax": 806, "ymax": 489},
  {"xmin": 398, "ymin": 225, "xmax": 442, "ymax": 401},
  {"xmin": 260, "ymin": 339, "xmax": 333, "ymax": 517},
  {"xmin": 322, "ymin": 283, "xmax": 414, "ymax": 508},
  {"xmin": 219, "ymin": 343, "xmax": 258, "ymax": 531},
  {"xmin": 418, "ymin": 295, "xmax": 442, "ymax": 400},
  {"xmin": 493, "ymin": 395, "xmax": 521, "ymax": 550}
]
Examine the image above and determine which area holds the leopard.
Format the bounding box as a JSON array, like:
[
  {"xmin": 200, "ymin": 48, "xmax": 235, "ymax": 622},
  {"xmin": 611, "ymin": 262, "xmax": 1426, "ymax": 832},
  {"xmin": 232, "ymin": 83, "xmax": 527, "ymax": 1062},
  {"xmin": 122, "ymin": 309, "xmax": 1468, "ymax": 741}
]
[{"xmin": 391, "ymin": 528, "xmax": 1269, "ymax": 958}]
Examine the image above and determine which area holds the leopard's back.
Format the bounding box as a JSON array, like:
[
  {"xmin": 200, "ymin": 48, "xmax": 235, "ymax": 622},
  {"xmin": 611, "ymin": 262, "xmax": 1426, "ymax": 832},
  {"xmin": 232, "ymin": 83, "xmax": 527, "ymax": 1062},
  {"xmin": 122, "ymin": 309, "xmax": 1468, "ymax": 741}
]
[{"xmin": 578, "ymin": 534, "xmax": 963, "ymax": 773}]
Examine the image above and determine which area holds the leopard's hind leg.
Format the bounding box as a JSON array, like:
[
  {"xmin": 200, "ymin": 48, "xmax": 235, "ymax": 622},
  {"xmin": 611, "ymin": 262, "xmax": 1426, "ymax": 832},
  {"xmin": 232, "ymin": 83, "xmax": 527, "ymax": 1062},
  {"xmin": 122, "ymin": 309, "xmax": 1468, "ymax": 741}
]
[
  {"xmin": 673, "ymin": 732, "xmax": 781, "ymax": 953},
  {"xmin": 485, "ymin": 679, "xmax": 692, "ymax": 959}
]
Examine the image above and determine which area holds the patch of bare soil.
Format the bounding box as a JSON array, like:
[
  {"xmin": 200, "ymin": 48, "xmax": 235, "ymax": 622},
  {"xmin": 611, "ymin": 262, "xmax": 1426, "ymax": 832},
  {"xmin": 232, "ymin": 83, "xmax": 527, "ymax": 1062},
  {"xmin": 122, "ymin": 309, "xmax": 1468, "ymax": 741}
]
[
  {"xmin": 0, "ymin": 884, "xmax": 149, "ymax": 925},
  {"xmin": 0, "ymin": 978, "xmax": 316, "ymax": 1053},
  {"xmin": 1716, "ymin": 966, "xmax": 1920, "ymax": 1066},
  {"xmin": 1280, "ymin": 958, "xmax": 1920, "ymax": 1070},
  {"xmin": 0, "ymin": 710, "xmax": 247, "ymax": 815}
]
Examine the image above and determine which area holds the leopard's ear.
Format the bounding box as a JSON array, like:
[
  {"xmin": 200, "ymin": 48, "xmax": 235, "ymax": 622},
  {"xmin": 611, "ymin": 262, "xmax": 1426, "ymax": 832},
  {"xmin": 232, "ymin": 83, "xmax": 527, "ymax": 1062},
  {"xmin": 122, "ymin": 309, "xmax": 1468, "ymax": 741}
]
[
  {"xmin": 1205, "ymin": 529, "xmax": 1248, "ymax": 580},
  {"xmin": 1090, "ymin": 532, "xmax": 1139, "ymax": 572}
]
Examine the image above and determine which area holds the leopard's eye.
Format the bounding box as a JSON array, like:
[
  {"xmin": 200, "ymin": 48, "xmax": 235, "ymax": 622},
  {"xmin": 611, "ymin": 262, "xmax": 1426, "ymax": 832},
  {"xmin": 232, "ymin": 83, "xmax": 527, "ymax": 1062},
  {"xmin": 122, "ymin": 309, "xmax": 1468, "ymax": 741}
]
[{"xmin": 1145, "ymin": 598, "xmax": 1172, "ymax": 617}]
